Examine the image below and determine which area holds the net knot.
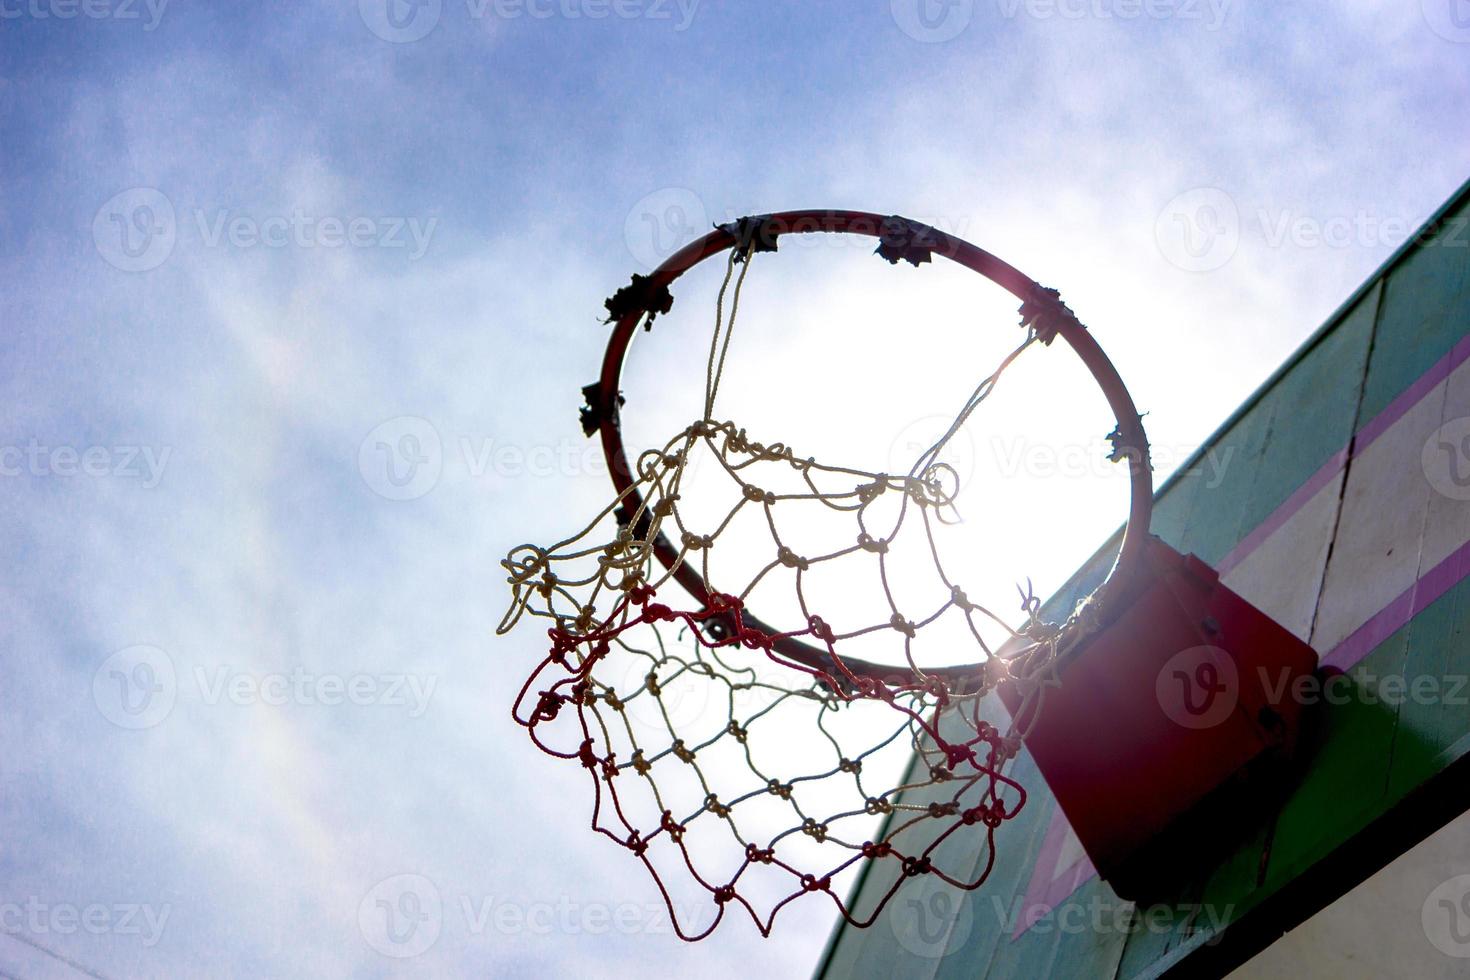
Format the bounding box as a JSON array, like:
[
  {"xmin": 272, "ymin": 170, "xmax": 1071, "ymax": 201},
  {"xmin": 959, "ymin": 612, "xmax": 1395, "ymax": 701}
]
[
  {"xmin": 864, "ymin": 797, "xmax": 893, "ymax": 816},
  {"xmin": 627, "ymin": 832, "xmax": 648, "ymax": 857},
  {"xmin": 672, "ymin": 739, "xmax": 696, "ymax": 763},
  {"xmin": 902, "ymin": 856, "xmax": 933, "ymax": 877},
  {"xmin": 927, "ymin": 801, "xmax": 959, "ymax": 819},
  {"xmin": 889, "ymin": 614, "xmax": 917, "ymax": 638},
  {"xmin": 726, "ymin": 720, "xmax": 749, "ymax": 742},
  {"xmin": 800, "ymin": 874, "xmax": 832, "ymax": 893},
  {"xmin": 660, "ymin": 810, "xmax": 686, "ymax": 842},
  {"xmin": 767, "ymin": 779, "xmax": 793, "ymax": 800},
  {"xmin": 950, "ymin": 585, "xmax": 974, "ymax": 612},
  {"xmin": 713, "ymin": 885, "xmax": 736, "ymax": 905},
  {"xmin": 983, "ymin": 658, "xmax": 1011, "ymax": 689},
  {"xmin": 739, "ymin": 626, "xmax": 773, "ymax": 650},
  {"xmin": 741, "ymin": 483, "xmax": 776, "ymax": 505},
  {"xmin": 745, "ymin": 843, "xmax": 775, "ymax": 864},
  {"xmin": 857, "ymin": 533, "xmax": 889, "ymax": 555},
  {"xmin": 652, "ymin": 494, "xmax": 681, "ymax": 518},
  {"xmin": 577, "ymin": 739, "xmax": 598, "ymax": 770},
  {"xmin": 838, "ymin": 758, "xmax": 861, "ymax": 774},
  {"xmin": 704, "ymin": 794, "xmax": 731, "ymax": 818},
  {"xmin": 547, "ymin": 631, "xmax": 574, "ymax": 667},
  {"xmin": 861, "ymin": 840, "xmax": 892, "ymax": 859},
  {"xmin": 644, "ymin": 603, "xmax": 675, "ymax": 623},
  {"xmin": 681, "ymin": 531, "xmax": 714, "ymax": 551},
  {"xmin": 532, "ymin": 691, "xmax": 564, "ymax": 722},
  {"xmin": 801, "ymin": 818, "xmax": 829, "ymax": 842},
  {"xmin": 706, "ymin": 592, "xmax": 742, "ymax": 614},
  {"xmin": 943, "ymin": 743, "xmax": 973, "ymax": 769},
  {"xmin": 631, "ymin": 750, "xmax": 651, "ymax": 775},
  {"xmin": 807, "ymin": 615, "xmax": 835, "ymax": 643},
  {"xmin": 628, "ymin": 583, "xmax": 656, "ymax": 605},
  {"xmin": 776, "ymin": 546, "xmax": 809, "ymax": 571}
]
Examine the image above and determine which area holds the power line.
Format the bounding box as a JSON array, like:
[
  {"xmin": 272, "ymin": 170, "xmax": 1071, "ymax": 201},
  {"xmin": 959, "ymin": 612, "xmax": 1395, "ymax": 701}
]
[{"xmin": 1, "ymin": 931, "xmax": 112, "ymax": 980}]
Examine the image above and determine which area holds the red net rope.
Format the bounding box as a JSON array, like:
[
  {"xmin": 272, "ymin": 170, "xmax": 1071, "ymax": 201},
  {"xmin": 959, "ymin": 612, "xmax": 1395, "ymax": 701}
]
[{"xmin": 498, "ymin": 246, "xmax": 1073, "ymax": 938}]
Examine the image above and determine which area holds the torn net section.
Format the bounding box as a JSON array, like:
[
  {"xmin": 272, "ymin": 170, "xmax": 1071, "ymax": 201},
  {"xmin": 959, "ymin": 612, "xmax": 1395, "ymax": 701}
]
[{"xmin": 498, "ymin": 245, "xmax": 1075, "ymax": 938}]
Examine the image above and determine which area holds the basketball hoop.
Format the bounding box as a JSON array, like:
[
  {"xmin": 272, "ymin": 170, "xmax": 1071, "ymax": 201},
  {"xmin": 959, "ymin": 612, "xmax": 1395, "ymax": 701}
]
[{"xmin": 498, "ymin": 211, "xmax": 1152, "ymax": 938}]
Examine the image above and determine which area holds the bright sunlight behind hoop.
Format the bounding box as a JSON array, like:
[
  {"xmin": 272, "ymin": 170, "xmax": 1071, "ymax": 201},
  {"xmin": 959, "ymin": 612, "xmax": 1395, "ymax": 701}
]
[{"xmin": 615, "ymin": 228, "xmax": 1135, "ymax": 669}]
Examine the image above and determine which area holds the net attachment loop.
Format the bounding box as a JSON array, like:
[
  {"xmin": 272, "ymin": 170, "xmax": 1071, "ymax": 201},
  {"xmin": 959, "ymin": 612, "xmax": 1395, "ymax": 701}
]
[
  {"xmin": 579, "ymin": 381, "xmax": 625, "ymax": 437},
  {"xmin": 717, "ymin": 215, "xmax": 783, "ymax": 260},
  {"xmin": 603, "ymin": 272, "xmax": 675, "ymax": 329},
  {"xmin": 875, "ymin": 215, "xmax": 940, "ymax": 267},
  {"xmin": 1017, "ymin": 283, "xmax": 1083, "ymax": 346}
]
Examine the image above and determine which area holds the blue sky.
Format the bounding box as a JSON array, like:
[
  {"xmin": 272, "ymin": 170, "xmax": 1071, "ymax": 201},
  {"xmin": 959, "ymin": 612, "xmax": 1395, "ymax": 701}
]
[{"xmin": 1, "ymin": 2, "xmax": 1468, "ymax": 977}]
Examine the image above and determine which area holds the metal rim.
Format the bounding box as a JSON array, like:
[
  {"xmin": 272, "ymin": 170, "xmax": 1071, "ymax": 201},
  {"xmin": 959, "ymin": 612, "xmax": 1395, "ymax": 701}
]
[{"xmin": 592, "ymin": 210, "xmax": 1152, "ymax": 685}]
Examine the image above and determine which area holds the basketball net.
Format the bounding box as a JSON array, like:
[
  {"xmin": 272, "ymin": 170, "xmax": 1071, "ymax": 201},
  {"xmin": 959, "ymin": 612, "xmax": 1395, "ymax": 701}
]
[{"xmin": 498, "ymin": 242, "xmax": 1082, "ymax": 939}]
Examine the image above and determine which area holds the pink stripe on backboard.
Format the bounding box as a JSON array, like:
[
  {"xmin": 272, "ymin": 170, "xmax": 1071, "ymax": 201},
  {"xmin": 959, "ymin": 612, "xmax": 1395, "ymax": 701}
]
[
  {"xmin": 1011, "ymin": 335, "xmax": 1470, "ymax": 939},
  {"xmin": 1218, "ymin": 334, "xmax": 1470, "ymax": 577},
  {"xmin": 1320, "ymin": 536, "xmax": 1470, "ymax": 672},
  {"xmin": 1216, "ymin": 448, "xmax": 1347, "ymax": 577},
  {"xmin": 1012, "ymin": 807, "xmax": 1096, "ymax": 938},
  {"xmin": 1355, "ymin": 332, "xmax": 1470, "ymax": 449}
]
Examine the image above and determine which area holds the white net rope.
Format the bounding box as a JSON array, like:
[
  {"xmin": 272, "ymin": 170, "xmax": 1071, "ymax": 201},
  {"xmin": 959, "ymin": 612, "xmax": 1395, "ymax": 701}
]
[{"xmin": 498, "ymin": 244, "xmax": 1080, "ymax": 938}]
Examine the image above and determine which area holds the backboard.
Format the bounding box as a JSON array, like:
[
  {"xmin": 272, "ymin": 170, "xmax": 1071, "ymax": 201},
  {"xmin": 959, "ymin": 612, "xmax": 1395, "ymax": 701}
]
[{"xmin": 817, "ymin": 175, "xmax": 1470, "ymax": 979}]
